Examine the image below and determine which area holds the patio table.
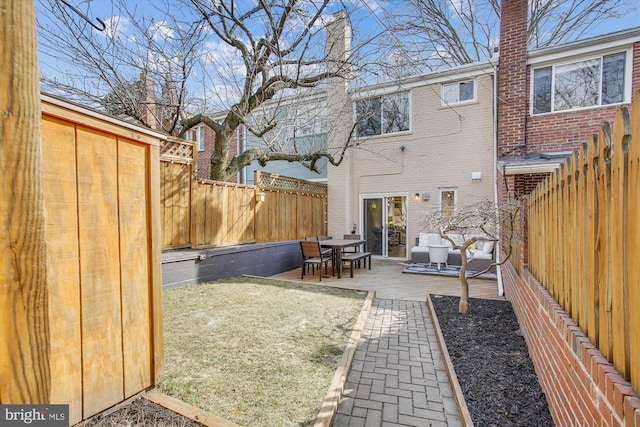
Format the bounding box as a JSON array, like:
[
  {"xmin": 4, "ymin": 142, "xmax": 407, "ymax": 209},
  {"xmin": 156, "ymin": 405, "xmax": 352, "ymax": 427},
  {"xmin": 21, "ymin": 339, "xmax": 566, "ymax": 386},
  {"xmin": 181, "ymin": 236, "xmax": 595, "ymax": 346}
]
[{"xmin": 318, "ymin": 238, "xmax": 366, "ymax": 279}]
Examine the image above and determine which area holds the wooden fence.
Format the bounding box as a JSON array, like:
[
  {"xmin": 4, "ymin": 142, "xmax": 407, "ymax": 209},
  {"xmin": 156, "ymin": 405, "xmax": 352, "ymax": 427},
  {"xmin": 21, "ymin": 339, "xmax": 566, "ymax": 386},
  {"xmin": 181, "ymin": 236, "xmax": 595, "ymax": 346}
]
[
  {"xmin": 160, "ymin": 140, "xmax": 328, "ymax": 248},
  {"xmin": 254, "ymin": 171, "xmax": 328, "ymax": 243},
  {"xmin": 161, "ymin": 139, "xmax": 194, "ymax": 248},
  {"xmin": 33, "ymin": 95, "xmax": 164, "ymax": 424},
  {"xmin": 528, "ymin": 94, "xmax": 640, "ymax": 392}
]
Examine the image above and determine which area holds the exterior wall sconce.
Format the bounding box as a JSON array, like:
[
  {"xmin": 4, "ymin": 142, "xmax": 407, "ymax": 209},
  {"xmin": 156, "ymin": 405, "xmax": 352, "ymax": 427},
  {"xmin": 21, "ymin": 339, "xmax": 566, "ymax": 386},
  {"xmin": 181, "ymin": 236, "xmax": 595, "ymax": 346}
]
[
  {"xmin": 422, "ymin": 192, "xmax": 430, "ymax": 201},
  {"xmin": 414, "ymin": 193, "xmax": 420, "ymax": 200},
  {"xmin": 255, "ymin": 192, "xmax": 266, "ymax": 202}
]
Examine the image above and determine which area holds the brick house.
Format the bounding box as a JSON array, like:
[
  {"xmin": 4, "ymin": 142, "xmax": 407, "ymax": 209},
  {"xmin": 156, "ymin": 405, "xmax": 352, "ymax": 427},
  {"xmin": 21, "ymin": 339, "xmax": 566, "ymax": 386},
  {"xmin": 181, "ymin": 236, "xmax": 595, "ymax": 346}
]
[{"xmin": 496, "ymin": 0, "xmax": 640, "ymax": 204}]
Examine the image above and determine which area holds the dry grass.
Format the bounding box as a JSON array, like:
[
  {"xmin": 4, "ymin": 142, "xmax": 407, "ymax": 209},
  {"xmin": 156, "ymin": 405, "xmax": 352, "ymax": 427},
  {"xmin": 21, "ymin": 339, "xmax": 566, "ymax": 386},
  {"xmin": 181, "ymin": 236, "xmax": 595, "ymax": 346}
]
[{"xmin": 158, "ymin": 276, "xmax": 367, "ymax": 427}]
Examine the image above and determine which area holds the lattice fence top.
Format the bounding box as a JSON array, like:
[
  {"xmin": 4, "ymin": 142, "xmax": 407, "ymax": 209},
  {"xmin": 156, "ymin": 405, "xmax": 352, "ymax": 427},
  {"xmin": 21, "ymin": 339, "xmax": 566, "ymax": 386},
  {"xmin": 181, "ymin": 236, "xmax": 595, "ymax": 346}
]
[
  {"xmin": 256, "ymin": 171, "xmax": 327, "ymax": 196},
  {"xmin": 161, "ymin": 138, "xmax": 194, "ymax": 163}
]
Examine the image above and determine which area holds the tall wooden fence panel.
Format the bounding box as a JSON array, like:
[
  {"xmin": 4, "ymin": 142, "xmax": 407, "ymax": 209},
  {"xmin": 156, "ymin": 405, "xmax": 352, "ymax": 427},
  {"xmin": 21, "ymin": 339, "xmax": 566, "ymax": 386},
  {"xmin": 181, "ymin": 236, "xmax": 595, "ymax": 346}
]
[
  {"xmin": 528, "ymin": 94, "xmax": 640, "ymax": 392},
  {"xmin": 192, "ymin": 180, "xmax": 256, "ymax": 247},
  {"xmin": 160, "ymin": 139, "xmax": 193, "ymax": 248},
  {"xmin": 38, "ymin": 95, "xmax": 163, "ymax": 424},
  {"xmin": 255, "ymin": 171, "xmax": 328, "ymax": 242}
]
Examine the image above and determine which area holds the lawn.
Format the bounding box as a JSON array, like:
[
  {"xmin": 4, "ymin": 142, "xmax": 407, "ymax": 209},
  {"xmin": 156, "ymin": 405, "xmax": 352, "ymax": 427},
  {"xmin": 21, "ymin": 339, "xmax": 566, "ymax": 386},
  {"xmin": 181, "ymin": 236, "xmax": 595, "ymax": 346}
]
[{"xmin": 158, "ymin": 277, "xmax": 368, "ymax": 427}]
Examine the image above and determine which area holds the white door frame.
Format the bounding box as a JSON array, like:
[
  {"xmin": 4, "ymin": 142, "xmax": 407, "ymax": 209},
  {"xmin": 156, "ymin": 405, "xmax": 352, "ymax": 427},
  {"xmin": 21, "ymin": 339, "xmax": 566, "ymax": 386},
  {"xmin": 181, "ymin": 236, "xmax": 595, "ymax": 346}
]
[{"xmin": 359, "ymin": 192, "xmax": 408, "ymax": 259}]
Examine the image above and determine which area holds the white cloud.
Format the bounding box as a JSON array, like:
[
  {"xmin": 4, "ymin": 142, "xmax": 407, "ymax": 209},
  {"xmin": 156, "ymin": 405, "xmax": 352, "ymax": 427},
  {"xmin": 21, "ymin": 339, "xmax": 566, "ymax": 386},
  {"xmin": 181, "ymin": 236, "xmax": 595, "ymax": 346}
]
[
  {"xmin": 102, "ymin": 15, "xmax": 130, "ymax": 39},
  {"xmin": 150, "ymin": 20, "xmax": 175, "ymax": 41}
]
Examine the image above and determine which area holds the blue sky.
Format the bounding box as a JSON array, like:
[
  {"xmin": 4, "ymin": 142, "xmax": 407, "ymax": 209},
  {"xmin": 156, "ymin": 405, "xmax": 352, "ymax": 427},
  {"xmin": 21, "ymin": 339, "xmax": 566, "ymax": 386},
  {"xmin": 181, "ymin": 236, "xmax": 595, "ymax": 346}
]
[{"xmin": 35, "ymin": 0, "xmax": 640, "ymax": 106}]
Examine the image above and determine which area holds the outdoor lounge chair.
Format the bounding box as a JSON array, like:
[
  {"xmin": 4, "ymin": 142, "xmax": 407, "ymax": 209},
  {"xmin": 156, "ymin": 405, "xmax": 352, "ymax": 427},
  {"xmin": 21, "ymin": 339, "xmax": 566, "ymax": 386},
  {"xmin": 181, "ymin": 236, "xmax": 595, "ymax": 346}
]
[{"xmin": 300, "ymin": 240, "xmax": 334, "ymax": 281}]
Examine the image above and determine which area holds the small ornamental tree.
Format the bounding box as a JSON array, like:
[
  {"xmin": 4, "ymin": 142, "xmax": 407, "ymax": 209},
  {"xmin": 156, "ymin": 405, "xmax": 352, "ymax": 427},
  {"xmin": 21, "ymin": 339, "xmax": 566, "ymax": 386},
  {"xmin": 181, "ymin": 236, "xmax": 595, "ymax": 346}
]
[{"xmin": 420, "ymin": 199, "xmax": 520, "ymax": 314}]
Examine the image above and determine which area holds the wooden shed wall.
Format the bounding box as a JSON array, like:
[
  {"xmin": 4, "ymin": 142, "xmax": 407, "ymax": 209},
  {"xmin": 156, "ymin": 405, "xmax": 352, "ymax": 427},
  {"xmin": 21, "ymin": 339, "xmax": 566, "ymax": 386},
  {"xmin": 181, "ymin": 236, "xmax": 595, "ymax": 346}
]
[{"xmin": 39, "ymin": 97, "xmax": 163, "ymax": 424}]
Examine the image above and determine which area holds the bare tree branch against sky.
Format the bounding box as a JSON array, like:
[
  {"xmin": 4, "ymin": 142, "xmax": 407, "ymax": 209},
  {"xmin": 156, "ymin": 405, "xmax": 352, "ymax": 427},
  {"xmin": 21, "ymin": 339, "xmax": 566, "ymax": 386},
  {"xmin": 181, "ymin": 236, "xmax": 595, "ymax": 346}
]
[{"xmin": 34, "ymin": 0, "xmax": 639, "ymax": 181}]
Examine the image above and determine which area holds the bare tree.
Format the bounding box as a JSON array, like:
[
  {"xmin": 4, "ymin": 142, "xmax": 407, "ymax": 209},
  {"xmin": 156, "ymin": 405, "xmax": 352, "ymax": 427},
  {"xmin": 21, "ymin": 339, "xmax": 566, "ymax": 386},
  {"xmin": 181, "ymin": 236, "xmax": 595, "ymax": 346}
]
[
  {"xmin": 421, "ymin": 199, "xmax": 520, "ymax": 314},
  {"xmin": 373, "ymin": 0, "xmax": 637, "ymax": 75},
  {"xmin": 37, "ymin": 0, "xmax": 362, "ymax": 182}
]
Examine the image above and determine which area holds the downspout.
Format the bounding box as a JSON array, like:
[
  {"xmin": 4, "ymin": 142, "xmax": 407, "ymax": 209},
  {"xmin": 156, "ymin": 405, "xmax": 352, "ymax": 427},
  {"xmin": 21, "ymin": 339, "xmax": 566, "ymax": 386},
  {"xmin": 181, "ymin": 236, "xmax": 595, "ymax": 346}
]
[{"xmin": 493, "ymin": 65, "xmax": 505, "ymax": 296}]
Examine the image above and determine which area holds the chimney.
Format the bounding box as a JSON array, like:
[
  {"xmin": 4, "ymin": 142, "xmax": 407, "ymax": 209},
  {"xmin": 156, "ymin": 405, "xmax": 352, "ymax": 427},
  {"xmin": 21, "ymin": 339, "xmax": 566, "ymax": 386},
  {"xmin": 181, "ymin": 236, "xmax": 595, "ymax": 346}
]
[
  {"xmin": 325, "ymin": 10, "xmax": 353, "ymax": 238},
  {"xmin": 138, "ymin": 72, "xmax": 158, "ymax": 130},
  {"xmin": 497, "ymin": 0, "xmax": 529, "ymax": 157}
]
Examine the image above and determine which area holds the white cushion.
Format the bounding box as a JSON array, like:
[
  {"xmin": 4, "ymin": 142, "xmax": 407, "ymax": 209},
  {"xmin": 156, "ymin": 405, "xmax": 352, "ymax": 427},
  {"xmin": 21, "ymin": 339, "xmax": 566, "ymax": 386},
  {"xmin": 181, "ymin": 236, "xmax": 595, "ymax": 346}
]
[
  {"xmin": 418, "ymin": 233, "xmax": 430, "ymax": 246},
  {"xmin": 470, "ymin": 249, "xmax": 492, "ymax": 260},
  {"xmin": 419, "ymin": 233, "xmax": 443, "ymax": 246},
  {"xmin": 450, "ymin": 234, "xmax": 464, "ymax": 246},
  {"xmin": 482, "ymin": 241, "xmax": 495, "ymax": 254}
]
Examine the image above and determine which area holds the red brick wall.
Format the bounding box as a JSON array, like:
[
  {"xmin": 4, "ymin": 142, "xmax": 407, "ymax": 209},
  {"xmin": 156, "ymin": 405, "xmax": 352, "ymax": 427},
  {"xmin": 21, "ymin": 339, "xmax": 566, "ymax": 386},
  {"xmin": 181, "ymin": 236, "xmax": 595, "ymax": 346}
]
[
  {"xmin": 514, "ymin": 173, "xmax": 548, "ymax": 198},
  {"xmin": 501, "ymin": 263, "xmax": 640, "ymax": 426},
  {"xmin": 497, "ymin": 0, "xmax": 529, "ymax": 155},
  {"xmin": 507, "ymin": 41, "xmax": 640, "ymax": 156}
]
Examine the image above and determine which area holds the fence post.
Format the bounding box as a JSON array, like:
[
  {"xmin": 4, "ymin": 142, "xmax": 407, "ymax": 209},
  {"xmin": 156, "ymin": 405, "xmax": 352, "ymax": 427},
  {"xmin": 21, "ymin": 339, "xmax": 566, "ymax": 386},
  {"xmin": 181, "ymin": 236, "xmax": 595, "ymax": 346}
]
[{"xmin": 0, "ymin": 0, "xmax": 51, "ymax": 402}]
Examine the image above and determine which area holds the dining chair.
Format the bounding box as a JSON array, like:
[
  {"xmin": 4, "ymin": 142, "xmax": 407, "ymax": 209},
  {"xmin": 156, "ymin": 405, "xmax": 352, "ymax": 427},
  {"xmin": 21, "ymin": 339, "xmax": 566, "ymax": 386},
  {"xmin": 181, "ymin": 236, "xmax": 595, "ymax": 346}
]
[
  {"xmin": 343, "ymin": 234, "xmax": 363, "ymax": 268},
  {"xmin": 310, "ymin": 236, "xmax": 335, "ymax": 262},
  {"xmin": 300, "ymin": 241, "xmax": 333, "ymax": 281}
]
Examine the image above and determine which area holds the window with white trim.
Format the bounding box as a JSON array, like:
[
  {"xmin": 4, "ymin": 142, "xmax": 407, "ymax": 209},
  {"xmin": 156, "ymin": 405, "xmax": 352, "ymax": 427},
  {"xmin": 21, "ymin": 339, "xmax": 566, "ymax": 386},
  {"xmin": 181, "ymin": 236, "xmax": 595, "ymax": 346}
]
[
  {"xmin": 355, "ymin": 92, "xmax": 410, "ymax": 137},
  {"xmin": 441, "ymin": 80, "xmax": 475, "ymax": 105},
  {"xmin": 186, "ymin": 125, "xmax": 206, "ymax": 151},
  {"xmin": 532, "ymin": 51, "xmax": 627, "ymax": 115},
  {"xmin": 439, "ymin": 189, "xmax": 457, "ymax": 216}
]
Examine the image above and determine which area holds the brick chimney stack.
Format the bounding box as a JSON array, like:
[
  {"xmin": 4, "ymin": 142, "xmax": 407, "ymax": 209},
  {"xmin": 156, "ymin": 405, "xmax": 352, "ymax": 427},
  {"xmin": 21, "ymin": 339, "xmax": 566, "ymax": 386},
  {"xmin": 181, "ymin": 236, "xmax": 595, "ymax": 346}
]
[
  {"xmin": 497, "ymin": 0, "xmax": 529, "ymax": 157},
  {"xmin": 138, "ymin": 72, "xmax": 158, "ymax": 130}
]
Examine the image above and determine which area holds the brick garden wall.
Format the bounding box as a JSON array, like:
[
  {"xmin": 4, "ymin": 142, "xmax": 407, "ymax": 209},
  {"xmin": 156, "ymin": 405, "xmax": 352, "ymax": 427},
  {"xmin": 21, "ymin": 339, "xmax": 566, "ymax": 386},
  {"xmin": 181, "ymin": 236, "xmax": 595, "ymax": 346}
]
[{"xmin": 501, "ymin": 262, "xmax": 640, "ymax": 426}]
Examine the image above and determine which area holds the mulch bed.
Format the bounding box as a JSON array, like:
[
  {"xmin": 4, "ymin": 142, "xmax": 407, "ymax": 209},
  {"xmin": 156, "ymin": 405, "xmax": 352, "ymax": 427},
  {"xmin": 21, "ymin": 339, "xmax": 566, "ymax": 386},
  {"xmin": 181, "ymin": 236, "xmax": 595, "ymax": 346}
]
[{"xmin": 430, "ymin": 294, "xmax": 555, "ymax": 426}]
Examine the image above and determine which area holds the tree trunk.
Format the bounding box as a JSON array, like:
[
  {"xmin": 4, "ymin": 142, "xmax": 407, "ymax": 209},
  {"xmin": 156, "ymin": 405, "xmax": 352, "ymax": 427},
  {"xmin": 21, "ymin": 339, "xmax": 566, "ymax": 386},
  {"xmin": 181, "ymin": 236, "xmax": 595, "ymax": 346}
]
[
  {"xmin": 0, "ymin": 0, "xmax": 51, "ymax": 403},
  {"xmin": 458, "ymin": 274, "xmax": 470, "ymax": 314},
  {"xmin": 209, "ymin": 128, "xmax": 233, "ymax": 181},
  {"xmin": 458, "ymin": 252, "xmax": 470, "ymax": 314}
]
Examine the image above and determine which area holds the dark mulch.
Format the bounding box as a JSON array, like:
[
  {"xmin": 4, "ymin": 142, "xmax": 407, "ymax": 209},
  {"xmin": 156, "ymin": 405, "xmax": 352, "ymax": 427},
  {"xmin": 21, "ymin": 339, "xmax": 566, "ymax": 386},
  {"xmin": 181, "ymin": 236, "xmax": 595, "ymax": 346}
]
[
  {"xmin": 80, "ymin": 397, "xmax": 201, "ymax": 427},
  {"xmin": 430, "ymin": 294, "xmax": 555, "ymax": 427}
]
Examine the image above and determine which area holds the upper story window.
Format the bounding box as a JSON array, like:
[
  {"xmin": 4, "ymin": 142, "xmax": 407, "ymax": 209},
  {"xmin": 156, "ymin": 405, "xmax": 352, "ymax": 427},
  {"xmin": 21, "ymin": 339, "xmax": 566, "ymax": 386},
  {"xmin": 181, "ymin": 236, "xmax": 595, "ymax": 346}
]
[
  {"xmin": 355, "ymin": 92, "xmax": 410, "ymax": 137},
  {"xmin": 532, "ymin": 51, "xmax": 628, "ymax": 115},
  {"xmin": 186, "ymin": 125, "xmax": 206, "ymax": 151},
  {"xmin": 441, "ymin": 80, "xmax": 476, "ymax": 105},
  {"xmin": 287, "ymin": 101, "xmax": 326, "ymax": 137}
]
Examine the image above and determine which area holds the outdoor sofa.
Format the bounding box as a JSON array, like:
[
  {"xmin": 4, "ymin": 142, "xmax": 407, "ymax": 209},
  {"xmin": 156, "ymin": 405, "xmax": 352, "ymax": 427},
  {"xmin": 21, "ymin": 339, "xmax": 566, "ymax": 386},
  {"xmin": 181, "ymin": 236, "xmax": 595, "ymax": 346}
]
[{"xmin": 410, "ymin": 233, "xmax": 496, "ymax": 271}]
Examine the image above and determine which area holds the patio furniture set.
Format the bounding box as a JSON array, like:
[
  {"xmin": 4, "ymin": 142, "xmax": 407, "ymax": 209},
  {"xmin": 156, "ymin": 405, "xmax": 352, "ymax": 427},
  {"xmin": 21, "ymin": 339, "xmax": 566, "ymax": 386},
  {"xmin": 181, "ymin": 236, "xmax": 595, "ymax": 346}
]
[
  {"xmin": 299, "ymin": 235, "xmax": 371, "ymax": 280},
  {"xmin": 410, "ymin": 233, "xmax": 496, "ymax": 271}
]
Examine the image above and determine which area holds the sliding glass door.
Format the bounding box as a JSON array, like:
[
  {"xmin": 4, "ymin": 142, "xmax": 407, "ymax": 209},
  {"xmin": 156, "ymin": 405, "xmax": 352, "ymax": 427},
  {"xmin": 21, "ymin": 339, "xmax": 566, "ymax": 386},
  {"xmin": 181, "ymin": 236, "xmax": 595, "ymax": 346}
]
[{"xmin": 362, "ymin": 195, "xmax": 407, "ymax": 259}]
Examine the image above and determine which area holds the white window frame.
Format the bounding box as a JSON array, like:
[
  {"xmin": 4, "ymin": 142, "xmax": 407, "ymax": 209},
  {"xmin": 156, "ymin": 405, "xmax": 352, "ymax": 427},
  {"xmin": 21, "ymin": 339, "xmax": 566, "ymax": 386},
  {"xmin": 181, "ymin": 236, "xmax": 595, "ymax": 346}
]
[
  {"xmin": 441, "ymin": 80, "xmax": 476, "ymax": 106},
  {"xmin": 354, "ymin": 91, "xmax": 411, "ymax": 138},
  {"xmin": 438, "ymin": 188, "xmax": 457, "ymax": 215},
  {"xmin": 191, "ymin": 125, "xmax": 205, "ymax": 151},
  {"xmin": 184, "ymin": 125, "xmax": 205, "ymax": 151},
  {"xmin": 530, "ymin": 48, "xmax": 632, "ymax": 115}
]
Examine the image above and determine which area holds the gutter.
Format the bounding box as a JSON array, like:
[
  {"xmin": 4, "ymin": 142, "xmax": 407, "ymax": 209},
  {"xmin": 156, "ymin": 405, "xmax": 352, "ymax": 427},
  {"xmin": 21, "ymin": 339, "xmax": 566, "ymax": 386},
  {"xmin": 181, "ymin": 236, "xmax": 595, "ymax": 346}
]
[{"xmin": 493, "ymin": 66, "xmax": 505, "ymax": 297}]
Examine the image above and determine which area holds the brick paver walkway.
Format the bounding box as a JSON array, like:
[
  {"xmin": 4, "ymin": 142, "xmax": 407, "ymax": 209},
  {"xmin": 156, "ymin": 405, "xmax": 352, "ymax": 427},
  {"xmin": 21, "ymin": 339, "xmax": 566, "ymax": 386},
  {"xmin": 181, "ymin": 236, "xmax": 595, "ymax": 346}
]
[{"xmin": 332, "ymin": 299, "xmax": 463, "ymax": 427}]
